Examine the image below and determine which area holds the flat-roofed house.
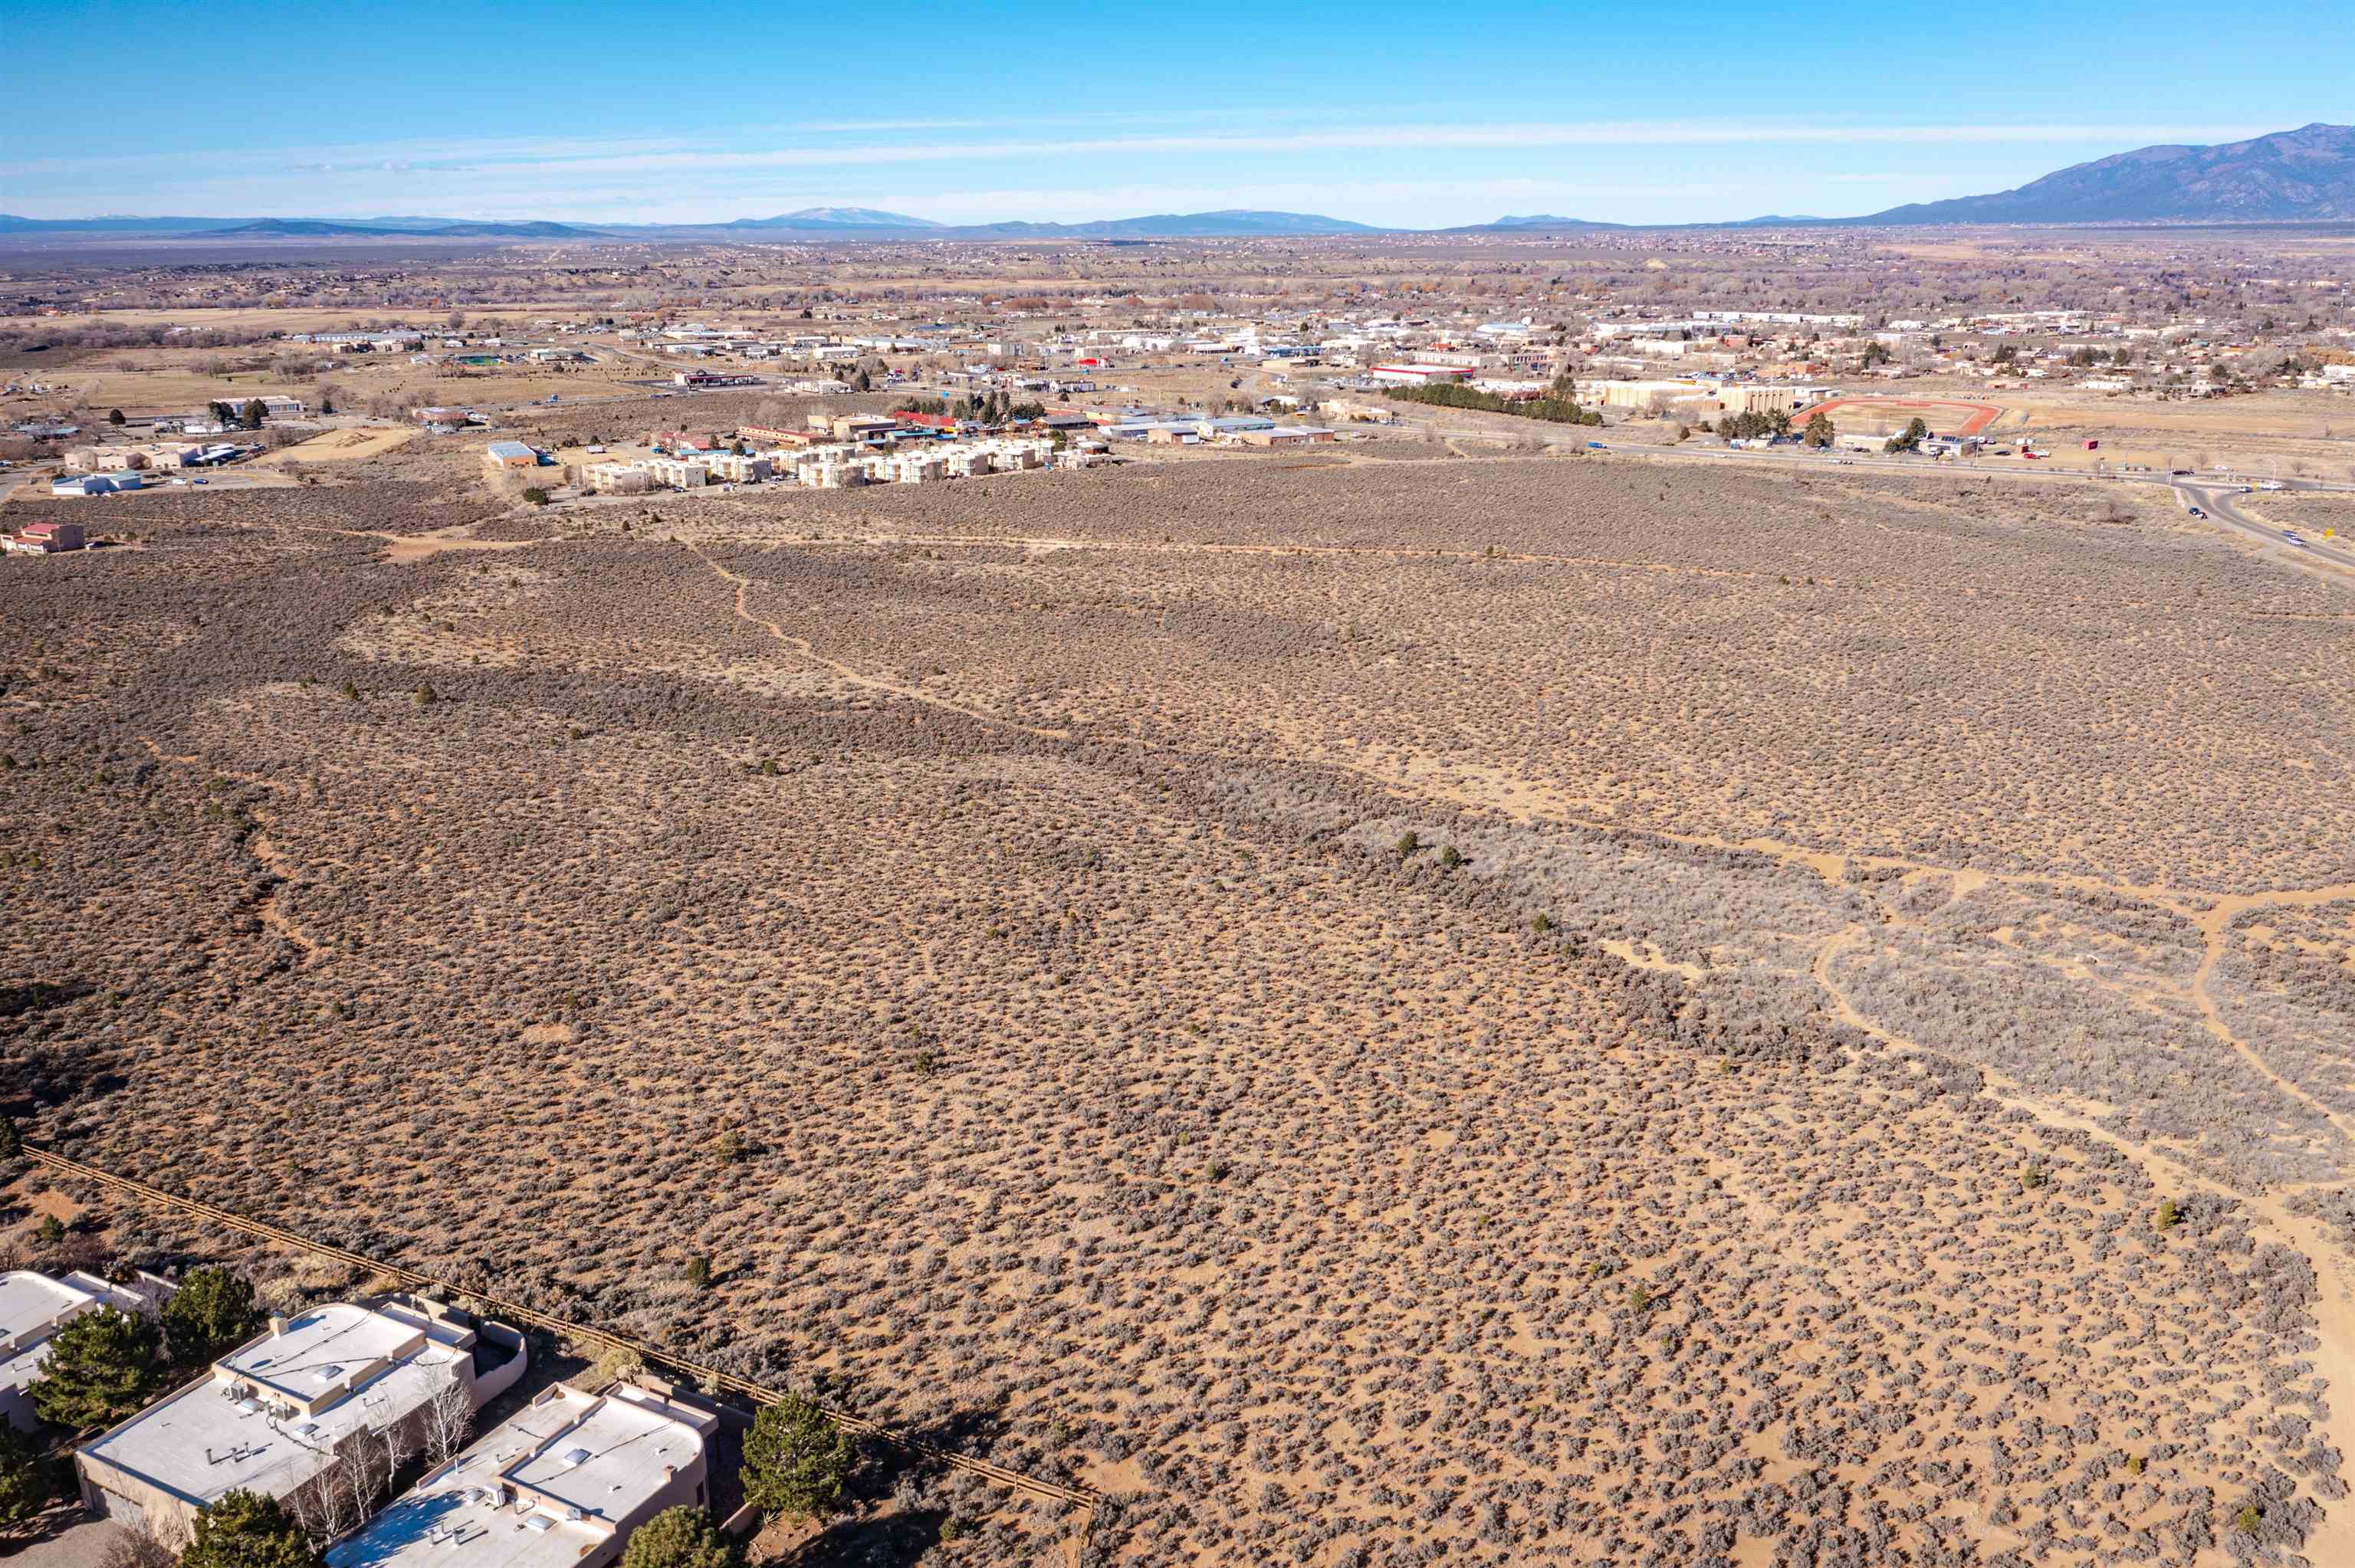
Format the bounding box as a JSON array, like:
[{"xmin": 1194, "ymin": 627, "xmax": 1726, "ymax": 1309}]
[
  {"xmin": 0, "ymin": 1271, "xmax": 166, "ymax": 1432},
  {"xmin": 76, "ymin": 1296, "xmax": 526, "ymax": 1545},
  {"xmin": 324, "ymin": 1382, "xmax": 718, "ymax": 1568}
]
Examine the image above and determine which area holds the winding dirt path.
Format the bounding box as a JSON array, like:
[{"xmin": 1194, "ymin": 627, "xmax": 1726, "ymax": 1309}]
[
  {"xmin": 1815, "ymin": 920, "xmax": 2355, "ymax": 1563},
  {"xmin": 687, "ymin": 540, "xmax": 1075, "ymax": 742},
  {"xmin": 2192, "ymin": 888, "xmax": 2355, "ymax": 1150}
]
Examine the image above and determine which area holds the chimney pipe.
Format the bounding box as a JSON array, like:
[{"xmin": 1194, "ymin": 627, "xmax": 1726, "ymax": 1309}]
[{"xmin": 268, "ymin": 1315, "xmax": 287, "ymax": 1337}]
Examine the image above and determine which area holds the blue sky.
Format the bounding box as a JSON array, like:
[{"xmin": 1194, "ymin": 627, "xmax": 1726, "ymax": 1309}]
[{"xmin": 3, "ymin": 0, "xmax": 2349, "ymax": 226}]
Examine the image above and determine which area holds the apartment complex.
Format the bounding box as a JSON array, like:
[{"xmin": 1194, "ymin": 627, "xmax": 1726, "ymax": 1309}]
[
  {"xmin": 77, "ymin": 1296, "xmax": 525, "ymax": 1543},
  {"xmin": 324, "ymin": 1382, "xmax": 718, "ymax": 1568}
]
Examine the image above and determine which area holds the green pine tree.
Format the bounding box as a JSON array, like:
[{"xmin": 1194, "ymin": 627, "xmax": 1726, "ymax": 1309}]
[
  {"xmin": 163, "ymin": 1266, "xmax": 264, "ymax": 1366},
  {"xmin": 30, "ymin": 1306, "xmax": 162, "ymax": 1432},
  {"xmin": 0, "ymin": 1421, "xmax": 51, "ymax": 1526},
  {"xmin": 181, "ymin": 1491, "xmax": 323, "ymax": 1568},
  {"xmin": 741, "ymin": 1393, "xmax": 853, "ymax": 1521},
  {"xmin": 619, "ymin": 1506, "xmax": 740, "ymax": 1568}
]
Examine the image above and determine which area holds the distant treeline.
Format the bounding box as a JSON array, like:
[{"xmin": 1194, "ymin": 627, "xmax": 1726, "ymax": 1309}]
[{"xmin": 1384, "ymin": 380, "xmax": 1603, "ymax": 426}]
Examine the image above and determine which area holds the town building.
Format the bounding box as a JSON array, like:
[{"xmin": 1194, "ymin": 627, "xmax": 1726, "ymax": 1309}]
[
  {"xmin": 0, "ymin": 1271, "xmax": 168, "ymax": 1430},
  {"xmin": 323, "ymin": 1381, "xmax": 717, "ymax": 1568},
  {"xmin": 829, "ymin": 415, "xmax": 899, "ymax": 443},
  {"xmin": 47, "ymin": 475, "xmax": 137, "ymax": 498},
  {"xmin": 642, "ymin": 456, "xmax": 709, "ymax": 487},
  {"xmin": 63, "ymin": 448, "xmax": 149, "ymax": 473},
  {"xmin": 484, "ymin": 441, "xmax": 540, "ymax": 471},
  {"xmin": 9, "ymin": 519, "xmax": 92, "ymax": 551},
  {"xmin": 734, "ymin": 425, "xmax": 823, "ymax": 448},
  {"xmin": 582, "ymin": 462, "xmax": 652, "ymax": 496},
  {"xmin": 77, "ymin": 1296, "xmax": 526, "ymax": 1544},
  {"xmin": 1367, "ymin": 364, "xmax": 1476, "ymax": 387},
  {"xmin": 701, "ymin": 451, "xmax": 771, "ymax": 484}
]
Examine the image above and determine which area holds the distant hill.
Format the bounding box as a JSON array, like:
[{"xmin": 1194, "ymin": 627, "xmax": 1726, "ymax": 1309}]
[
  {"xmin": 216, "ymin": 218, "xmax": 606, "ymax": 238},
  {"xmin": 1447, "ymin": 214, "xmax": 1626, "ymax": 233},
  {"xmin": 1848, "ymin": 123, "xmax": 2355, "ymax": 224},
  {"xmin": 0, "ymin": 214, "xmax": 253, "ymax": 234},
  {"xmin": 2, "ymin": 208, "xmax": 1371, "ymax": 241},
  {"xmin": 946, "ymin": 209, "xmax": 1381, "ymax": 238},
  {"xmin": 216, "ymin": 220, "xmax": 392, "ymax": 237},
  {"xmin": 727, "ymin": 206, "xmax": 942, "ymax": 230},
  {"xmin": 424, "ymin": 220, "xmax": 607, "ymax": 238}
]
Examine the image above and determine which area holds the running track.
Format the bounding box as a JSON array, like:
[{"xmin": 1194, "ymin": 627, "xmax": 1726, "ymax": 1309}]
[{"xmin": 1788, "ymin": 397, "xmax": 2005, "ymax": 437}]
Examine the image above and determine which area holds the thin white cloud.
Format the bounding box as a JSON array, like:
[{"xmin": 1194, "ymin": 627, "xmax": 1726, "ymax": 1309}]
[{"xmin": 0, "ymin": 119, "xmax": 2267, "ymax": 184}]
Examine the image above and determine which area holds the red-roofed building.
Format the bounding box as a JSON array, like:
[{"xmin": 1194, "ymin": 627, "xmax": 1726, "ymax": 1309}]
[{"xmin": 8, "ymin": 521, "xmax": 86, "ymax": 554}]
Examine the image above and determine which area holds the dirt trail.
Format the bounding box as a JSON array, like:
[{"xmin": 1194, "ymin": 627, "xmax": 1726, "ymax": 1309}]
[
  {"xmin": 688, "ymin": 541, "xmax": 1075, "ymax": 742},
  {"xmin": 1815, "ymin": 921, "xmax": 2355, "ymax": 1563},
  {"xmin": 2192, "ymin": 887, "xmax": 2355, "ymax": 1150},
  {"xmin": 247, "ymin": 831, "xmax": 319, "ymax": 956}
]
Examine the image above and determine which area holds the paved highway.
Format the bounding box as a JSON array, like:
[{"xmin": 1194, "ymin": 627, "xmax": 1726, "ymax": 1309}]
[{"xmin": 2173, "ymin": 481, "xmax": 2355, "ymax": 574}]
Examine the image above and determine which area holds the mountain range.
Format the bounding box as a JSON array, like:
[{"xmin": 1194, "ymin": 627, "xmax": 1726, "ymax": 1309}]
[
  {"xmin": 1844, "ymin": 122, "xmax": 2355, "ymax": 224},
  {"xmin": 0, "ymin": 206, "xmax": 1375, "ymax": 240},
  {"xmin": 6, "ymin": 124, "xmax": 2353, "ymax": 238}
]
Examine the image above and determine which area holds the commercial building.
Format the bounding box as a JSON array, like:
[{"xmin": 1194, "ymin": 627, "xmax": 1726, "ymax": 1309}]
[
  {"xmin": 77, "ymin": 1296, "xmax": 525, "ymax": 1545},
  {"xmin": 1595, "ymin": 379, "xmax": 1717, "ymax": 412},
  {"xmin": 1367, "ymin": 364, "xmax": 1476, "ymax": 386},
  {"xmin": 734, "ymin": 425, "xmax": 823, "ymax": 448},
  {"xmin": 48, "ymin": 475, "xmax": 137, "ymax": 497},
  {"xmin": 64, "ymin": 448, "xmax": 149, "ymax": 472},
  {"xmin": 1713, "ymin": 384, "xmax": 1801, "ymax": 416},
  {"xmin": 323, "ymin": 1382, "xmax": 717, "ymax": 1568},
  {"xmin": 484, "ymin": 441, "xmax": 540, "ymax": 471},
  {"xmin": 828, "ymin": 415, "xmax": 899, "ymax": 442},
  {"xmin": 1236, "ymin": 426, "xmax": 1337, "ymax": 447},
  {"xmin": 0, "ymin": 1271, "xmax": 167, "ymax": 1430}
]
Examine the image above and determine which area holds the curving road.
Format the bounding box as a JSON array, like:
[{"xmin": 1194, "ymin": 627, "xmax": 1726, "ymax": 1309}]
[{"xmin": 2173, "ymin": 481, "xmax": 2355, "ymax": 575}]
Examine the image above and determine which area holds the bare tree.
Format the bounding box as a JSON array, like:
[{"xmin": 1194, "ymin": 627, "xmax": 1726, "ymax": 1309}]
[
  {"xmin": 95, "ymin": 1516, "xmax": 178, "ymax": 1568},
  {"xmin": 422, "ymin": 1368, "xmax": 475, "ymax": 1466},
  {"xmin": 296, "ymin": 1440, "xmax": 379, "ymax": 1545},
  {"xmin": 363, "ymin": 1420, "xmax": 410, "ymax": 1514}
]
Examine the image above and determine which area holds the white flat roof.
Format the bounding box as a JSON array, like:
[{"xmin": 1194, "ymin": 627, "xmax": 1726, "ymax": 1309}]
[
  {"xmin": 0, "ymin": 1272, "xmax": 95, "ymax": 1346},
  {"xmin": 222, "ymin": 1302, "xmax": 419, "ymax": 1401},
  {"xmin": 0, "ymin": 1271, "xmax": 144, "ymax": 1393},
  {"xmin": 505, "ymin": 1388, "xmax": 703, "ymax": 1519},
  {"xmin": 85, "ymin": 1304, "xmax": 472, "ymax": 1510},
  {"xmin": 326, "ymin": 1386, "xmax": 710, "ymax": 1568}
]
